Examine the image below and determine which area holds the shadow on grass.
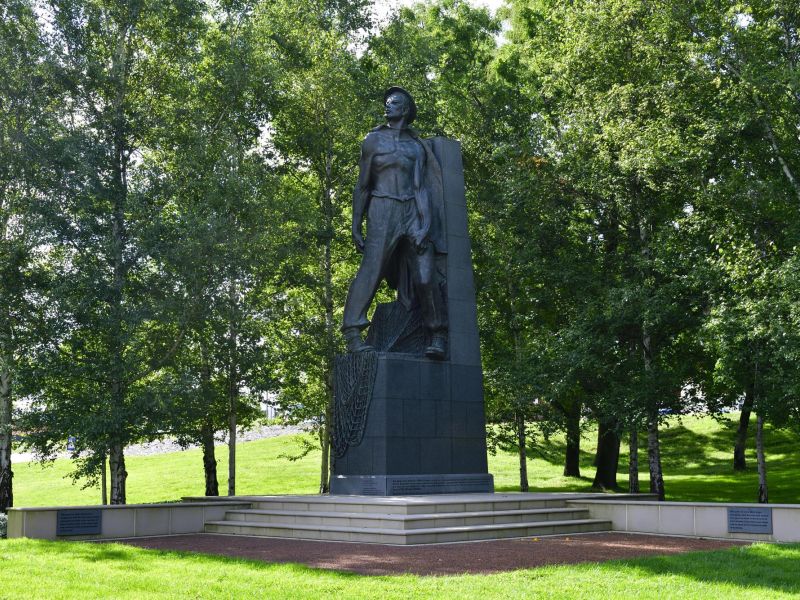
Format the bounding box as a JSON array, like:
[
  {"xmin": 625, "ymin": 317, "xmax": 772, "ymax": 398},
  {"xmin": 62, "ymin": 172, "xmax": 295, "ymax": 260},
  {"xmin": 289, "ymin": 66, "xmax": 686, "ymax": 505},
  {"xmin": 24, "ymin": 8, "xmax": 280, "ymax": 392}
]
[
  {"xmin": 515, "ymin": 418, "xmax": 800, "ymax": 503},
  {"xmin": 120, "ymin": 545, "xmax": 370, "ymax": 582},
  {"xmin": 87, "ymin": 547, "xmax": 136, "ymax": 562},
  {"xmin": 617, "ymin": 544, "xmax": 800, "ymax": 596}
]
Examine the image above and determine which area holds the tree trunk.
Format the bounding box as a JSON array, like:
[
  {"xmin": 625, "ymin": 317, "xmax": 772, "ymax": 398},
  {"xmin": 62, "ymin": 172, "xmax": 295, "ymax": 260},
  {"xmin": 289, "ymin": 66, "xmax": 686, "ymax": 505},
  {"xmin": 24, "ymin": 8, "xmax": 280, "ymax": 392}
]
[
  {"xmin": 628, "ymin": 428, "xmax": 640, "ymax": 494},
  {"xmin": 105, "ymin": 8, "xmax": 141, "ymax": 509},
  {"xmin": 592, "ymin": 418, "xmax": 620, "ymax": 490},
  {"xmin": 201, "ymin": 420, "xmax": 219, "ymax": 496},
  {"xmin": 756, "ymin": 413, "xmax": 768, "ymax": 503},
  {"xmin": 733, "ymin": 388, "xmax": 753, "ymax": 471},
  {"xmin": 198, "ymin": 342, "xmax": 218, "ymax": 496},
  {"xmin": 516, "ymin": 410, "xmax": 529, "ymax": 492},
  {"xmin": 108, "ymin": 376, "xmax": 127, "ymax": 504},
  {"xmin": 101, "ymin": 452, "xmax": 107, "ymax": 505},
  {"xmin": 0, "ymin": 367, "xmax": 12, "ymax": 512},
  {"xmin": 227, "ymin": 397, "xmax": 236, "ymax": 497},
  {"xmin": 318, "ymin": 354, "xmax": 333, "ymax": 493},
  {"xmin": 646, "ymin": 410, "xmax": 665, "ymax": 500},
  {"xmin": 108, "ymin": 443, "xmax": 127, "ymax": 505},
  {"xmin": 563, "ymin": 401, "xmax": 581, "ymax": 477},
  {"xmin": 319, "ymin": 419, "xmax": 331, "ymax": 495},
  {"xmin": 640, "ymin": 317, "xmax": 664, "ymax": 500},
  {"xmin": 319, "ymin": 155, "xmax": 335, "ymax": 495},
  {"xmin": 227, "ymin": 282, "xmax": 238, "ymax": 497}
]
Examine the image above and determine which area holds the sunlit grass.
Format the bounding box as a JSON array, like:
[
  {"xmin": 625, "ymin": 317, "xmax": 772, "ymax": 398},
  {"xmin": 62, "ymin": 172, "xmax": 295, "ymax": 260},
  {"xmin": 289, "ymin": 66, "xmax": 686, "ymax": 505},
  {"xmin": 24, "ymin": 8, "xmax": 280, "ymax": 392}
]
[
  {"xmin": 13, "ymin": 434, "xmax": 321, "ymax": 507},
  {"xmin": 0, "ymin": 539, "xmax": 798, "ymax": 599},
  {"xmin": 10, "ymin": 413, "xmax": 800, "ymax": 507}
]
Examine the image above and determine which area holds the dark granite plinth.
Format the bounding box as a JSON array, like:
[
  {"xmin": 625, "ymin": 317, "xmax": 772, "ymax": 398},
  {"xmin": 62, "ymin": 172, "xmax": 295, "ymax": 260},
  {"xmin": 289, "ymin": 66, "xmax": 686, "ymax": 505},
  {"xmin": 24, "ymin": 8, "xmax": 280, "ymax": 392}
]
[{"xmin": 331, "ymin": 354, "xmax": 493, "ymax": 496}]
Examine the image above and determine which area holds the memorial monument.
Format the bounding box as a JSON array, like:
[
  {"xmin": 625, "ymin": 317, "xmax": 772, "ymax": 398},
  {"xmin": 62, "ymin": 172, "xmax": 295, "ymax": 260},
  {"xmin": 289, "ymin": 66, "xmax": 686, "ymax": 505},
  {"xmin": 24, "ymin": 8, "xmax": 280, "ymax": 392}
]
[{"xmin": 331, "ymin": 87, "xmax": 494, "ymax": 495}]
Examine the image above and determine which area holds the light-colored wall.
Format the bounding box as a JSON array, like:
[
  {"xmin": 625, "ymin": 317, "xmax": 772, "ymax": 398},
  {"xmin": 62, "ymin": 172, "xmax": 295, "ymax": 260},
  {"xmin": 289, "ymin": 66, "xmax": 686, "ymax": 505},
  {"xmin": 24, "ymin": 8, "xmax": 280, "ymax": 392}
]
[
  {"xmin": 7, "ymin": 501, "xmax": 251, "ymax": 541},
  {"xmin": 567, "ymin": 499, "xmax": 800, "ymax": 542}
]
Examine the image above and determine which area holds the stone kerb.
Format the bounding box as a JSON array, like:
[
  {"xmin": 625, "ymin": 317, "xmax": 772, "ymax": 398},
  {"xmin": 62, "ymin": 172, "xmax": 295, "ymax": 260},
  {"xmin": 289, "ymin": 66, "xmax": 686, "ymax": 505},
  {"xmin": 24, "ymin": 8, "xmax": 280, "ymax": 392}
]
[
  {"xmin": 566, "ymin": 499, "xmax": 800, "ymax": 543},
  {"xmin": 6, "ymin": 500, "xmax": 252, "ymax": 541}
]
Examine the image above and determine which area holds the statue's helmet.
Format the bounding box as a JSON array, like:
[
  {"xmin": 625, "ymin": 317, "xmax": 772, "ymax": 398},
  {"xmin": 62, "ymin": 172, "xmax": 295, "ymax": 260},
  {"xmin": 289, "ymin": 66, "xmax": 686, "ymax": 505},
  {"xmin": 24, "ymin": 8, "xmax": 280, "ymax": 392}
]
[{"xmin": 384, "ymin": 86, "xmax": 417, "ymax": 124}]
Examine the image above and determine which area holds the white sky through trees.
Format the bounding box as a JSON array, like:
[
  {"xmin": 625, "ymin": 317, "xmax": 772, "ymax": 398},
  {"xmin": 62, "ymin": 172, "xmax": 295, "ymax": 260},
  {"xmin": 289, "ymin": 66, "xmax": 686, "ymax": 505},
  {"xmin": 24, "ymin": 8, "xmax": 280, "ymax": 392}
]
[{"xmin": 376, "ymin": 0, "xmax": 505, "ymax": 17}]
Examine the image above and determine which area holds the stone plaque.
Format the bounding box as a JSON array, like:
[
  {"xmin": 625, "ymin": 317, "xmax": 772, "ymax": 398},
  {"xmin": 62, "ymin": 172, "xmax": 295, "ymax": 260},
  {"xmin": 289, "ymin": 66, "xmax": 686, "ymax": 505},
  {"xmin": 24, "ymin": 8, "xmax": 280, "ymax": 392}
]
[
  {"xmin": 57, "ymin": 509, "xmax": 102, "ymax": 536},
  {"xmin": 727, "ymin": 507, "xmax": 772, "ymax": 534}
]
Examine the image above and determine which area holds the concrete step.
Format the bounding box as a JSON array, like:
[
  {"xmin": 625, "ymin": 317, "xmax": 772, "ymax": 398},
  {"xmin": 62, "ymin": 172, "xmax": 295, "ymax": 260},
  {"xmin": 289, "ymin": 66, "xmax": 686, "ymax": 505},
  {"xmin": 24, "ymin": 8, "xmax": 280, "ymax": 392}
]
[
  {"xmin": 203, "ymin": 517, "xmax": 611, "ymax": 545},
  {"xmin": 244, "ymin": 495, "xmax": 575, "ymax": 515},
  {"xmin": 221, "ymin": 507, "xmax": 592, "ymax": 530}
]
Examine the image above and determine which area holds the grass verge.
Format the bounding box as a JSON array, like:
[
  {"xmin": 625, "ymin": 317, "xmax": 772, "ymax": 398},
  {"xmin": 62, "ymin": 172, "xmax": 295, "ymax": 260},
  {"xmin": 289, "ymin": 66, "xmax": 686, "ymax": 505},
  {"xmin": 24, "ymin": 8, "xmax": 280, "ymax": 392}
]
[{"xmin": 0, "ymin": 539, "xmax": 798, "ymax": 599}]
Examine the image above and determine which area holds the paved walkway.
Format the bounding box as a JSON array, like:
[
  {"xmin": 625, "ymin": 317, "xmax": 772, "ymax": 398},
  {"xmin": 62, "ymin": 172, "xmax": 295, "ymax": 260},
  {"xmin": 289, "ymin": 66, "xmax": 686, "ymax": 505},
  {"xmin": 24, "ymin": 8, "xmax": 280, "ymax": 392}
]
[
  {"xmin": 12, "ymin": 425, "xmax": 303, "ymax": 463},
  {"xmin": 115, "ymin": 533, "xmax": 746, "ymax": 576}
]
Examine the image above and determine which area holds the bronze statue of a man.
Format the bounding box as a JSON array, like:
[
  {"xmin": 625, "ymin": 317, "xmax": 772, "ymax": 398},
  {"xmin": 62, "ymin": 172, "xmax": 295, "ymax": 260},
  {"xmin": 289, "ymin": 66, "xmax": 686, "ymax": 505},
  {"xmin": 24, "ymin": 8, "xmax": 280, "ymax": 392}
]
[{"xmin": 341, "ymin": 87, "xmax": 448, "ymax": 359}]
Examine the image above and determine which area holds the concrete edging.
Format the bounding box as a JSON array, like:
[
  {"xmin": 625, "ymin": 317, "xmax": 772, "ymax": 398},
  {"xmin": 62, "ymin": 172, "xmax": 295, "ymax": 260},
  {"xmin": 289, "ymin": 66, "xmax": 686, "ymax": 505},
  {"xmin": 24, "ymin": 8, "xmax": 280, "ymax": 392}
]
[
  {"xmin": 566, "ymin": 499, "xmax": 800, "ymax": 542},
  {"xmin": 6, "ymin": 501, "xmax": 252, "ymax": 541}
]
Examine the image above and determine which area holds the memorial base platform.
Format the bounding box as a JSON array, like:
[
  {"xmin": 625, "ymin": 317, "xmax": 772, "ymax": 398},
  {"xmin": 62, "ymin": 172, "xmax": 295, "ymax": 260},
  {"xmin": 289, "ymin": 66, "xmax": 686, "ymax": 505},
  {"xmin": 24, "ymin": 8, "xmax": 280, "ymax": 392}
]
[{"xmin": 199, "ymin": 493, "xmax": 619, "ymax": 545}]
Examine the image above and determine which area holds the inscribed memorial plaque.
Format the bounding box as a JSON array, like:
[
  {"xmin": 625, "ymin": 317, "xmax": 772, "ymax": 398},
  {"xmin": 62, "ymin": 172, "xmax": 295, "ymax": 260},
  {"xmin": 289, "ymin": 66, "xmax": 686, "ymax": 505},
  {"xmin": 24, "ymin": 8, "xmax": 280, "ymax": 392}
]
[
  {"xmin": 57, "ymin": 509, "xmax": 102, "ymax": 536},
  {"xmin": 727, "ymin": 507, "xmax": 772, "ymax": 534}
]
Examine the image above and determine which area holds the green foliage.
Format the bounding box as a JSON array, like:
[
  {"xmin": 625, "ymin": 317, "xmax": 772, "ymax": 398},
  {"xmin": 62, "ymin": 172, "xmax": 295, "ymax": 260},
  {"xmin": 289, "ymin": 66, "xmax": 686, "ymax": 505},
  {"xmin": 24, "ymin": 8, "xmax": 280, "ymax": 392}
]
[
  {"xmin": 4, "ymin": 0, "xmax": 800, "ymax": 505},
  {"xmin": 256, "ymin": 0, "xmax": 375, "ymax": 489}
]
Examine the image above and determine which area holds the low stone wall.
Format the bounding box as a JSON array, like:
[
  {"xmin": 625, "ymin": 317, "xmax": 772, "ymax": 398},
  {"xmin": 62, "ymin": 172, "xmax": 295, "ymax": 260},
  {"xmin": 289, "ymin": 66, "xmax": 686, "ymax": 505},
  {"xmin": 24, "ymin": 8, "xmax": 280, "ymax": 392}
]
[
  {"xmin": 567, "ymin": 499, "xmax": 800, "ymax": 542},
  {"xmin": 6, "ymin": 501, "xmax": 251, "ymax": 541}
]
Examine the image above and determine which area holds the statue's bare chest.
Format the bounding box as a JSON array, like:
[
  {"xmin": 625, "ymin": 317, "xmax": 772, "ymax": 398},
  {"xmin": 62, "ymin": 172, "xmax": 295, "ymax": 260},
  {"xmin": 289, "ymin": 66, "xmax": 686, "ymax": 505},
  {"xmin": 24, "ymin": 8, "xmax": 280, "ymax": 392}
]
[{"xmin": 371, "ymin": 135, "xmax": 419, "ymax": 170}]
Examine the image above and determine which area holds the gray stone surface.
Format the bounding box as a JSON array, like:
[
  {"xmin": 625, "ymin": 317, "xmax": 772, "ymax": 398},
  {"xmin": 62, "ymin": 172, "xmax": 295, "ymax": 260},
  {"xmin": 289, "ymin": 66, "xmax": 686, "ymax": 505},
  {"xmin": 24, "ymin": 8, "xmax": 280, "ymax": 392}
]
[{"xmin": 201, "ymin": 493, "xmax": 612, "ymax": 544}]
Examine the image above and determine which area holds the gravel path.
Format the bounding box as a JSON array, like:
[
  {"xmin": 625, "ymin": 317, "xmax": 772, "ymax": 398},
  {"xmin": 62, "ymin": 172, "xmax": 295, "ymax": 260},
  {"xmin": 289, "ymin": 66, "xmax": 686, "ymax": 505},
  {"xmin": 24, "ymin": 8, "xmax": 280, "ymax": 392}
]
[
  {"xmin": 11, "ymin": 424, "xmax": 305, "ymax": 463},
  {"xmin": 116, "ymin": 532, "xmax": 747, "ymax": 576}
]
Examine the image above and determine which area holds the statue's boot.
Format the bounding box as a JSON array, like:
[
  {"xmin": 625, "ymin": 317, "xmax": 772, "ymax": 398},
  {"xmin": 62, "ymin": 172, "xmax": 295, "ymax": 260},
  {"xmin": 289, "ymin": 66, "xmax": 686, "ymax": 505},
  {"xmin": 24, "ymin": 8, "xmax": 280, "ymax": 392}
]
[
  {"xmin": 343, "ymin": 327, "xmax": 375, "ymax": 353},
  {"xmin": 424, "ymin": 333, "xmax": 446, "ymax": 360}
]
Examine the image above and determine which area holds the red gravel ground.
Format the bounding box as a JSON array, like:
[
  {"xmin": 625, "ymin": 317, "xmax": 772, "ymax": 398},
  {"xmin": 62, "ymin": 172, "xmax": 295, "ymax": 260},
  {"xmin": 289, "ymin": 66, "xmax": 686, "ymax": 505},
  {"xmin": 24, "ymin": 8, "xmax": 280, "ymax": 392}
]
[{"xmin": 113, "ymin": 533, "xmax": 747, "ymax": 576}]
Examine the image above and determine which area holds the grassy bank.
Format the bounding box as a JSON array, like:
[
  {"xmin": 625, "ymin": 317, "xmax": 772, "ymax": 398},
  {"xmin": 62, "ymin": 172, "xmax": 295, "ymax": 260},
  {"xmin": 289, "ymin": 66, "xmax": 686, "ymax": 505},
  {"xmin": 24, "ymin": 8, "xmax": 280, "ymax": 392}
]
[
  {"xmin": 490, "ymin": 413, "xmax": 800, "ymax": 503},
  {"xmin": 0, "ymin": 539, "xmax": 798, "ymax": 599},
  {"xmin": 10, "ymin": 413, "xmax": 800, "ymax": 507}
]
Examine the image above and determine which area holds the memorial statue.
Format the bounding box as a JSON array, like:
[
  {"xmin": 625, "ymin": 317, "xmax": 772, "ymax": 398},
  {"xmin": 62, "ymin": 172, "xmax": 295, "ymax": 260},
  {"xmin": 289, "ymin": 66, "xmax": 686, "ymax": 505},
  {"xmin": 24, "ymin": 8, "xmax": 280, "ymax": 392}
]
[
  {"xmin": 341, "ymin": 86, "xmax": 448, "ymax": 359},
  {"xmin": 332, "ymin": 90, "xmax": 493, "ymax": 495}
]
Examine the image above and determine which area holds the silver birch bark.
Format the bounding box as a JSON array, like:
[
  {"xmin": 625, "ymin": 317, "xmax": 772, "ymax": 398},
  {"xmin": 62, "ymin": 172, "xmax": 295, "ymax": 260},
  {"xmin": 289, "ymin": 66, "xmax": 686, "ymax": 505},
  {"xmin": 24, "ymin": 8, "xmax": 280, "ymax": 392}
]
[
  {"xmin": 517, "ymin": 411, "xmax": 529, "ymax": 492},
  {"xmin": 319, "ymin": 149, "xmax": 335, "ymax": 495},
  {"xmin": 628, "ymin": 429, "xmax": 640, "ymax": 494},
  {"xmin": 756, "ymin": 413, "xmax": 769, "ymax": 503},
  {"xmin": 0, "ymin": 365, "xmax": 12, "ymax": 511}
]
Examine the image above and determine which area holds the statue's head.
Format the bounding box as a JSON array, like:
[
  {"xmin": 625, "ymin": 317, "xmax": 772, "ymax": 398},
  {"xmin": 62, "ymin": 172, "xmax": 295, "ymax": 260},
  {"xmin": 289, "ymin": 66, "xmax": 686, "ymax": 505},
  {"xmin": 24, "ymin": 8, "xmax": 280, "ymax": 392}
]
[{"xmin": 384, "ymin": 86, "xmax": 417, "ymax": 124}]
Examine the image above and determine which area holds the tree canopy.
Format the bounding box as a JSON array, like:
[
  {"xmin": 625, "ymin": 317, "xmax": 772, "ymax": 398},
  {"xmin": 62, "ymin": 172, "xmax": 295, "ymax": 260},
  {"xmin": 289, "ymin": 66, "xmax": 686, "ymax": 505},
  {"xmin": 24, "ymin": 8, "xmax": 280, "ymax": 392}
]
[{"xmin": 1, "ymin": 0, "xmax": 798, "ymax": 506}]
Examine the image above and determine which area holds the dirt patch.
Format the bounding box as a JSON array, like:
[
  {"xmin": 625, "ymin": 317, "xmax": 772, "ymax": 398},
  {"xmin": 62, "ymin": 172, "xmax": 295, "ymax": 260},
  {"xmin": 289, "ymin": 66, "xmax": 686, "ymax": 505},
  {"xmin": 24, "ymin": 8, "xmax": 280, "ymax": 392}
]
[{"xmin": 113, "ymin": 533, "xmax": 747, "ymax": 576}]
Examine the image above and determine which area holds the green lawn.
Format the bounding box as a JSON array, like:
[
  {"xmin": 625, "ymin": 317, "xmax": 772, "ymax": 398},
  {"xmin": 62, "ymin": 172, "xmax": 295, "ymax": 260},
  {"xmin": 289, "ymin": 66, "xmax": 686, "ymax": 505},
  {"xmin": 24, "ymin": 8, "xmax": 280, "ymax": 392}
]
[
  {"xmin": 491, "ymin": 413, "xmax": 800, "ymax": 504},
  {"xmin": 5, "ymin": 414, "xmax": 800, "ymax": 599},
  {"xmin": 10, "ymin": 413, "xmax": 800, "ymax": 507},
  {"xmin": 0, "ymin": 538, "xmax": 798, "ymax": 599}
]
